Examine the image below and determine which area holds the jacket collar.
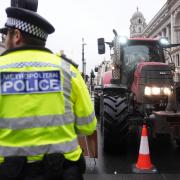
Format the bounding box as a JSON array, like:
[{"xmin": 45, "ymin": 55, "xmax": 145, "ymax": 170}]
[{"xmin": 1, "ymin": 46, "xmax": 53, "ymax": 56}]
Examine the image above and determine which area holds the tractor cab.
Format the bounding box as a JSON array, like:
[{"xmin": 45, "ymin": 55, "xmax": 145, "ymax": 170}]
[{"xmin": 120, "ymin": 38, "xmax": 168, "ymax": 89}]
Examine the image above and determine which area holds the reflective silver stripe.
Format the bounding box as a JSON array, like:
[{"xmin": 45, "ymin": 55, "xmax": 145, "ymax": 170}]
[
  {"xmin": 0, "ymin": 113, "xmax": 75, "ymax": 130},
  {"xmin": 61, "ymin": 60, "xmax": 72, "ymax": 113},
  {"xmin": 0, "ymin": 138, "xmax": 78, "ymax": 156},
  {"xmin": 75, "ymin": 111, "xmax": 96, "ymax": 125}
]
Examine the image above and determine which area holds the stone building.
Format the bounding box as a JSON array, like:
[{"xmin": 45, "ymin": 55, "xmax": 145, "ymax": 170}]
[{"xmin": 130, "ymin": 7, "xmax": 147, "ymax": 38}]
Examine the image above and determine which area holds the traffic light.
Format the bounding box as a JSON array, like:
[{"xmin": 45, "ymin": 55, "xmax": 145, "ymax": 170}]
[
  {"xmin": 97, "ymin": 38, "xmax": 105, "ymax": 54},
  {"xmin": 85, "ymin": 75, "xmax": 89, "ymax": 82},
  {"xmin": 11, "ymin": 0, "xmax": 38, "ymax": 12}
]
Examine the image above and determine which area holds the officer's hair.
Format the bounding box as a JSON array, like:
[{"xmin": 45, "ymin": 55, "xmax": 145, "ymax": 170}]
[
  {"xmin": 20, "ymin": 31, "xmax": 46, "ymax": 47},
  {"xmin": 8, "ymin": 28, "xmax": 46, "ymax": 47}
]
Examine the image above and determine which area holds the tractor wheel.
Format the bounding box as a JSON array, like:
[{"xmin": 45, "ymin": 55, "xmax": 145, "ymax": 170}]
[
  {"xmin": 94, "ymin": 90, "xmax": 100, "ymax": 117},
  {"xmin": 102, "ymin": 94, "xmax": 129, "ymax": 153}
]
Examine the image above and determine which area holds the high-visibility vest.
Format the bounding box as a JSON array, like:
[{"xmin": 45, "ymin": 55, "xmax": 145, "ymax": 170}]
[{"xmin": 0, "ymin": 48, "xmax": 97, "ymax": 163}]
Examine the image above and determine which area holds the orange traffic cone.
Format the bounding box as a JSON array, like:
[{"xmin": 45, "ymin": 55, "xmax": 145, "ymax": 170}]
[{"xmin": 132, "ymin": 124, "xmax": 157, "ymax": 173}]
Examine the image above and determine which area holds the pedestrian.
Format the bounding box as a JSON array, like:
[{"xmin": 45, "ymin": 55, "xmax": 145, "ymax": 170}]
[{"xmin": 0, "ymin": 1, "xmax": 97, "ymax": 180}]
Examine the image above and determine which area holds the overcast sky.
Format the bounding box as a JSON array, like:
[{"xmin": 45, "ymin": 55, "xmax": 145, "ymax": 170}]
[{"xmin": 0, "ymin": 0, "xmax": 167, "ymax": 74}]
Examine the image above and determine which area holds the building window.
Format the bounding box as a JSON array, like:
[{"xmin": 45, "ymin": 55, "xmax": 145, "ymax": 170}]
[
  {"xmin": 138, "ymin": 27, "xmax": 141, "ymax": 33},
  {"xmin": 175, "ymin": 12, "xmax": 180, "ymax": 25},
  {"xmin": 138, "ymin": 19, "xmax": 142, "ymax": 24},
  {"xmin": 132, "ymin": 26, "xmax": 136, "ymax": 33},
  {"xmin": 177, "ymin": 54, "xmax": 180, "ymax": 66},
  {"xmin": 176, "ymin": 30, "xmax": 180, "ymax": 43},
  {"xmin": 173, "ymin": 55, "xmax": 176, "ymax": 63},
  {"xmin": 175, "ymin": 12, "xmax": 180, "ymax": 43}
]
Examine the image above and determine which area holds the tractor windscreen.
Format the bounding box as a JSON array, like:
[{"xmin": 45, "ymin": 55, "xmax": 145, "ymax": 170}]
[
  {"xmin": 121, "ymin": 42, "xmax": 164, "ymax": 87},
  {"xmin": 123, "ymin": 44, "xmax": 163, "ymax": 68}
]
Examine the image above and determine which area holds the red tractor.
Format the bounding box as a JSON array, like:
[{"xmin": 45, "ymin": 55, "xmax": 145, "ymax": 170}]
[{"xmin": 95, "ymin": 30, "xmax": 180, "ymax": 152}]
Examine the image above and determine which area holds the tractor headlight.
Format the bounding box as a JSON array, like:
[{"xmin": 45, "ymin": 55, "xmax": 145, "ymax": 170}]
[
  {"xmin": 119, "ymin": 36, "xmax": 128, "ymax": 45},
  {"xmin": 151, "ymin": 87, "xmax": 161, "ymax": 95},
  {"xmin": 144, "ymin": 86, "xmax": 171, "ymax": 96},
  {"xmin": 163, "ymin": 87, "xmax": 171, "ymax": 96},
  {"xmin": 144, "ymin": 86, "xmax": 151, "ymax": 96},
  {"xmin": 159, "ymin": 37, "xmax": 169, "ymax": 45}
]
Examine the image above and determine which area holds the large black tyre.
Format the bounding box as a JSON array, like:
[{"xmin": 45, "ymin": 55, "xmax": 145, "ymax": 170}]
[
  {"xmin": 101, "ymin": 94, "xmax": 129, "ymax": 153},
  {"xmin": 94, "ymin": 90, "xmax": 100, "ymax": 117}
]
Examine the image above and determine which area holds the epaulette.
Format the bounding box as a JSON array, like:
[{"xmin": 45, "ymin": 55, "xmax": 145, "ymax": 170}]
[{"xmin": 61, "ymin": 54, "xmax": 79, "ymax": 68}]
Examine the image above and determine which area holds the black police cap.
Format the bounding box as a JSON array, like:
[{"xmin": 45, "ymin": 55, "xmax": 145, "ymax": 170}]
[{"xmin": 0, "ymin": 7, "xmax": 55, "ymax": 41}]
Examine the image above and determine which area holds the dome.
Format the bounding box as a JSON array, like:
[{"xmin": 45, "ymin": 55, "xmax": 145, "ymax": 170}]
[{"xmin": 132, "ymin": 7, "xmax": 144, "ymax": 19}]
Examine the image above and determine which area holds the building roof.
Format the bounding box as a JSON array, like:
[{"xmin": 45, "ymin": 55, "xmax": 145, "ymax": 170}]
[{"xmin": 132, "ymin": 7, "xmax": 144, "ymax": 19}]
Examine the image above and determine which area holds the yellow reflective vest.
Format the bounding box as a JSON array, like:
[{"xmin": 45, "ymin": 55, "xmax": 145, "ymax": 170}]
[{"xmin": 0, "ymin": 48, "xmax": 97, "ymax": 162}]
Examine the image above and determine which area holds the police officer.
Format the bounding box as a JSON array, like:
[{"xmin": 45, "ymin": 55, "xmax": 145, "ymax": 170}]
[{"xmin": 0, "ymin": 1, "xmax": 97, "ymax": 180}]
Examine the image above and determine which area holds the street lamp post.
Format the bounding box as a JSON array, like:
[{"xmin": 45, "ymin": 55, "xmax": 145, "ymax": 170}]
[{"xmin": 82, "ymin": 38, "xmax": 87, "ymax": 80}]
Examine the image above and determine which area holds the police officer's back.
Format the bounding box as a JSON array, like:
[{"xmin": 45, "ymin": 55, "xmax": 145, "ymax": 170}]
[{"xmin": 0, "ymin": 1, "xmax": 97, "ymax": 180}]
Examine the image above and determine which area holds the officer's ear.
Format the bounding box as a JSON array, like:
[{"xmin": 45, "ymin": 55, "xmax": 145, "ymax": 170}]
[{"xmin": 13, "ymin": 29, "xmax": 23, "ymax": 46}]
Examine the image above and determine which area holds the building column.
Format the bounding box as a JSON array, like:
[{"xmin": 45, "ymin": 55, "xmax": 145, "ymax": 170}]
[
  {"xmin": 166, "ymin": 25, "xmax": 170, "ymax": 40},
  {"xmin": 161, "ymin": 30, "xmax": 165, "ymax": 37},
  {"xmin": 171, "ymin": 13, "xmax": 175, "ymax": 43},
  {"xmin": 178, "ymin": 30, "xmax": 180, "ymax": 43}
]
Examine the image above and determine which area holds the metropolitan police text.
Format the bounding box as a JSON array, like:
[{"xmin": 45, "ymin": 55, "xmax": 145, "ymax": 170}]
[{"xmin": 1, "ymin": 71, "xmax": 61, "ymax": 94}]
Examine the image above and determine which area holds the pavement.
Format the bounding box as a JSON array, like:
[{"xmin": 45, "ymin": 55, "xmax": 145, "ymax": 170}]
[{"xmin": 84, "ymin": 174, "xmax": 180, "ymax": 180}]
